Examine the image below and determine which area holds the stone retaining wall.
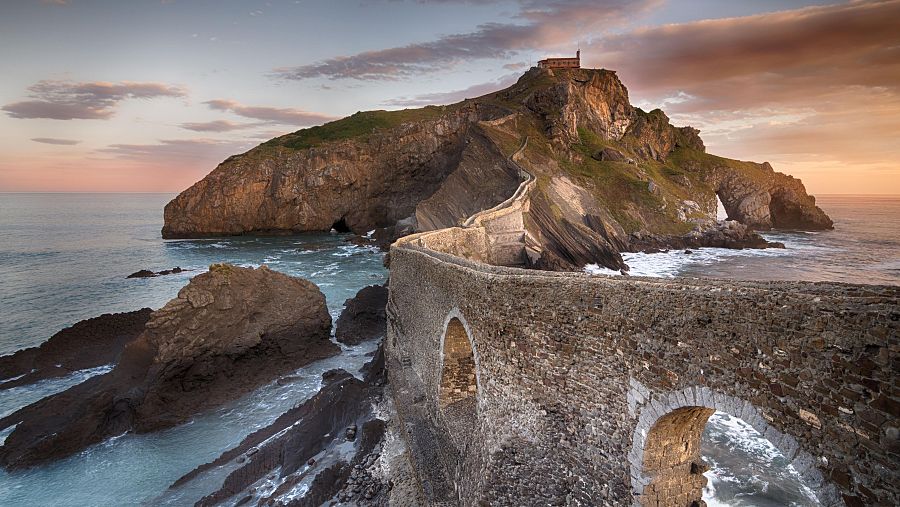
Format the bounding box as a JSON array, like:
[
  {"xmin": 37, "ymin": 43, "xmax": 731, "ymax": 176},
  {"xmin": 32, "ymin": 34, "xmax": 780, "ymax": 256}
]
[{"xmin": 386, "ymin": 245, "xmax": 899, "ymax": 506}]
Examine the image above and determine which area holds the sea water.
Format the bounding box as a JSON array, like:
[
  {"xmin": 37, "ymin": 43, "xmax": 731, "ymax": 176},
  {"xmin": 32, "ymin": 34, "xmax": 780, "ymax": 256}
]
[
  {"xmin": 587, "ymin": 195, "xmax": 900, "ymax": 285},
  {"xmin": 1, "ymin": 193, "xmax": 895, "ymax": 505},
  {"xmin": 0, "ymin": 193, "xmax": 387, "ymax": 505}
]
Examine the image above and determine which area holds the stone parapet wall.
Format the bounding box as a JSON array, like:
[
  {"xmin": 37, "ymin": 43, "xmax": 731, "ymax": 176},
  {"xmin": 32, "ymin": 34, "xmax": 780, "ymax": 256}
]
[{"xmin": 387, "ymin": 244, "xmax": 899, "ymax": 506}]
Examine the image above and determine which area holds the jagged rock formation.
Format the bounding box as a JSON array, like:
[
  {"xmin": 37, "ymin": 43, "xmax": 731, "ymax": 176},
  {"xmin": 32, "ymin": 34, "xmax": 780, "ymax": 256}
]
[
  {"xmin": 163, "ymin": 67, "xmax": 832, "ymax": 271},
  {"xmin": 0, "ymin": 264, "xmax": 337, "ymax": 469},
  {"xmin": 162, "ymin": 280, "xmax": 405, "ymax": 507},
  {"xmin": 0, "ymin": 309, "xmax": 152, "ymax": 389},
  {"xmin": 335, "ymin": 285, "xmax": 388, "ymax": 345}
]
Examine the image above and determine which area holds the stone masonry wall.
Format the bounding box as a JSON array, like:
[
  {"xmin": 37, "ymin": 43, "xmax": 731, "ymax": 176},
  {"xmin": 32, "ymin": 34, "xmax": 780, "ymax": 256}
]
[{"xmin": 386, "ymin": 245, "xmax": 899, "ymax": 506}]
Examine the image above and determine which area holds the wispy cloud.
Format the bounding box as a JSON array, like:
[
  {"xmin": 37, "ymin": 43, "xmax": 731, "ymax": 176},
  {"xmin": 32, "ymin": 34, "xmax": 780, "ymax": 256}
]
[
  {"xmin": 2, "ymin": 80, "xmax": 186, "ymax": 120},
  {"xmin": 179, "ymin": 119, "xmax": 262, "ymax": 132},
  {"xmin": 384, "ymin": 73, "xmax": 519, "ymax": 107},
  {"xmin": 580, "ymin": 0, "xmax": 900, "ymax": 187},
  {"xmin": 274, "ymin": 0, "xmax": 658, "ymax": 81},
  {"xmin": 204, "ymin": 99, "xmax": 335, "ymax": 126},
  {"xmin": 31, "ymin": 137, "xmax": 81, "ymax": 145},
  {"xmin": 590, "ymin": 0, "xmax": 900, "ymax": 111},
  {"xmin": 98, "ymin": 138, "xmax": 248, "ymax": 165}
]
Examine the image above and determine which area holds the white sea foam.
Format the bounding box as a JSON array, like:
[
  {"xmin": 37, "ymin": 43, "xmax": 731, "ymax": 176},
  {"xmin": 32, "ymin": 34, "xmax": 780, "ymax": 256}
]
[
  {"xmin": 586, "ymin": 246, "xmax": 795, "ymax": 278},
  {"xmin": 332, "ymin": 244, "xmax": 380, "ymax": 257}
]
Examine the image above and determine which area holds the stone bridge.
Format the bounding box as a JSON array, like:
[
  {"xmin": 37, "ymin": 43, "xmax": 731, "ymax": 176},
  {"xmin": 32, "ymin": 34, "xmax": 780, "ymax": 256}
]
[
  {"xmin": 386, "ymin": 246, "xmax": 898, "ymax": 506},
  {"xmin": 385, "ymin": 124, "xmax": 898, "ymax": 506}
]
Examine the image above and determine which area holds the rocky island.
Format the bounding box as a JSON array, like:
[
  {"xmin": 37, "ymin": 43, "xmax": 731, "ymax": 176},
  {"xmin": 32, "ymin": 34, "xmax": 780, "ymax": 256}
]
[{"xmin": 162, "ymin": 67, "xmax": 831, "ymax": 271}]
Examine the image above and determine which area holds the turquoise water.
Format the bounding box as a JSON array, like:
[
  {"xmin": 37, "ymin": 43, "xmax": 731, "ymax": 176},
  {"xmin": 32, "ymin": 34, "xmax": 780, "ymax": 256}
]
[
  {"xmin": 0, "ymin": 193, "xmax": 387, "ymax": 356},
  {"xmin": 0, "ymin": 193, "xmax": 388, "ymax": 506}
]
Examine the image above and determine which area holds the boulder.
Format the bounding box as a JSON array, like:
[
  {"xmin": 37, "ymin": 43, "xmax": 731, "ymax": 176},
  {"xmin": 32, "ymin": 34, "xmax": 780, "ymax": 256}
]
[
  {"xmin": 592, "ymin": 147, "xmax": 628, "ymax": 162},
  {"xmin": 335, "ymin": 285, "xmax": 388, "ymax": 345},
  {"xmin": 0, "ymin": 264, "xmax": 338, "ymax": 469}
]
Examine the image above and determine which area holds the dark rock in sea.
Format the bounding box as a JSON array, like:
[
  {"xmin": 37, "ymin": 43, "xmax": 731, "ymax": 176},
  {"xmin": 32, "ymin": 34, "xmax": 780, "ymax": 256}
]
[
  {"xmin": 126, "ymin": 267, "xmax": 187, "ymax": 279},
  {"xmin": 629, "ymin": 220, "xmax": 780, "ymax": 254},
  {"xmin": 181, "ymin": 344, "xmax": 387, "ymax": 507},
  {"xmin": 0, "ymin": 309, "xmax": 152, "ymax": 389},
  {"xmin": 0, "ymin": 264, "xmax": 337, "ymax": 470},
  {"xmin": 126, "ymin": 269, "xmax": 156, "ymax": 278},
  {"xmin": 335, "ymin": 285, "xmax": 388, "ymax": 345}
]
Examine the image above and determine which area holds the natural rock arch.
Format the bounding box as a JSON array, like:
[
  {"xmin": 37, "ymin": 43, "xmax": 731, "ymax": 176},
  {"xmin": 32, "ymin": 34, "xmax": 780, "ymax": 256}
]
[
  {"xmin": 629, "ymin": 385, "xmax": 842, "ymax": 507},
  {"xmin": 438, "ymin": 310, "xmax": 481, "ymax": 444}
]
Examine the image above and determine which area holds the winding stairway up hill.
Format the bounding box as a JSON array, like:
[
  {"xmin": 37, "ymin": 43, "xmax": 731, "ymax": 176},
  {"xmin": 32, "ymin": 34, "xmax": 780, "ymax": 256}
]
[{"xmin": 162, "ymin": 67, "xmax": 832, "ymax": 271}]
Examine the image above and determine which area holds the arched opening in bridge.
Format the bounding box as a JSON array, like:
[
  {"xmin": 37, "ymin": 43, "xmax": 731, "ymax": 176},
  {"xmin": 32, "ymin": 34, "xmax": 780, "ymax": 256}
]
[
  {"xmin": 640, "ymin": 407, "xmax": 818, "ymax": 507},
  {"xmin": 641, "ymin": 406, "xmax": 715, "ymax": 506},
  {"xmin": 439, "ymin": 317, "xmax": 478, "ymax": 443}
]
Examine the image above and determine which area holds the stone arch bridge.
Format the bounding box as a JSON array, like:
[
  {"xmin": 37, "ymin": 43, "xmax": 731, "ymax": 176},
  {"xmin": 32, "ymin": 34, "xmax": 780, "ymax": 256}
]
[{"xmin": 386, "ymin": 245, "xmax": 898, "ymax": 506}]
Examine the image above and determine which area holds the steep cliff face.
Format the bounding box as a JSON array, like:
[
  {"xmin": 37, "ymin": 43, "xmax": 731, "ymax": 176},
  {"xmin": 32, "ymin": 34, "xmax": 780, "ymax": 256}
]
[
  {"xmin": 163, "ymin": 67, "xmax": 832, "ymax": 271},
  {"xmin": 414, "ymin": 128, "xmax": 521, "ymax": 231},
  {"xmin": 162, "ymin": 108, "xmax": 478, "ymax": 238}
]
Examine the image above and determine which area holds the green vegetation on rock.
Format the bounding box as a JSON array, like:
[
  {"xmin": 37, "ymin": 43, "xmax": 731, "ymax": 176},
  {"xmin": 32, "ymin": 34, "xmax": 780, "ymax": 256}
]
[{"xmin": 264, "ymin": 107, "xmax": 450, "ymax": 150}]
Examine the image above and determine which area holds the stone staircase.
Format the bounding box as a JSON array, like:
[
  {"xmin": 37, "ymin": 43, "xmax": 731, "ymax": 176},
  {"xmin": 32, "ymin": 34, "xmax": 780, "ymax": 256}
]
[{"xmin": 464, "ymin": 136, "xmax": 534, "ymax": 267}]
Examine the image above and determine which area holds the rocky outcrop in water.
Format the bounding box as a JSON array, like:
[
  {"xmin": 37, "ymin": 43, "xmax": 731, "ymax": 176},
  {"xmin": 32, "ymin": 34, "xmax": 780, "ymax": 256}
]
[
  {"xmin": 0, "ymin": 309, "xmax": 152, "ymax": 389},
  {"xmin": 165, "ymin": 277, "xmax": 406, "ymax": 507},
  {"xmin": 126, "ymin": 267, "xmax": 187, "ymax": 278},
  {"xmin": 0, "ymin": 264, "xmax": 337, "ymax": 469},
  {"xmin": 162, "ymin": 107, "xmax": 484, "ymax": 238},
  {"xmin": 162, "ymin": 67, "xmax": 832, "ymax": 271},
  {"xmin": 335, "ymin": 285, "xmax": 388, "ymax": 345},
  {"xmin": 629, "ymin": 220, "xmax": 783, "ymax": 253}
]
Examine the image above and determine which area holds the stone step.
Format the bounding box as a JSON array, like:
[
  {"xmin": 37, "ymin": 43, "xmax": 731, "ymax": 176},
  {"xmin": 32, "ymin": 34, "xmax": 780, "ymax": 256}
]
[
  {"xmin": 489, "ymin": 230, "xmax": 525, "ymax": 244},
  {"xmin": 482, "ymin": 212, "xmax": 524, "ymax": 233}
]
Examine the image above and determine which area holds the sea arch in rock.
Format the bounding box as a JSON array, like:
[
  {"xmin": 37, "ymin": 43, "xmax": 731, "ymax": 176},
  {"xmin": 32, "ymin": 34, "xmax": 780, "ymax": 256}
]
[{"xmin": 630, "ymin": 386, "xmax": 839, "ymax": 507}]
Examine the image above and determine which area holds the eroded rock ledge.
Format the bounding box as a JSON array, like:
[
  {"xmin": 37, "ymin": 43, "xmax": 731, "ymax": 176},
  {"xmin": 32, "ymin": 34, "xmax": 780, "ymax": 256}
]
[{"xmin": 0, "ymin": 309, "xmax": 151, "ymax": 390}]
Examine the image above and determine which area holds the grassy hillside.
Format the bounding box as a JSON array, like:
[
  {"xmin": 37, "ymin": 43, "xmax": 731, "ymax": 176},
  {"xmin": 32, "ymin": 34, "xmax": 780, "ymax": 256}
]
[{"xmin": 263, "ymin": 106, "xmax": 452, "ymax": 151}]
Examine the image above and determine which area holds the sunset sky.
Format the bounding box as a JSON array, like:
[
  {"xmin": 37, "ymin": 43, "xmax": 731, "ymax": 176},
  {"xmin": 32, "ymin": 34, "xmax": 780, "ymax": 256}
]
[{"xmin": 1, "ymin": 0, "xmax": 897, "ymax": 194}]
